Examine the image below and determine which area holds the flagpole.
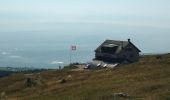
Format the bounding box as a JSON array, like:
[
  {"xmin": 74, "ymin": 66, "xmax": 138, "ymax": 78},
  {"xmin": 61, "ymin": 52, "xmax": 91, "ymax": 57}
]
[
  {"xmin": 69, "ymin": 45, "xmax": 76, "ymax": 66},
  {"xmin": 69, "ymin": 48, "xmax": 72, "ymax": 66}
]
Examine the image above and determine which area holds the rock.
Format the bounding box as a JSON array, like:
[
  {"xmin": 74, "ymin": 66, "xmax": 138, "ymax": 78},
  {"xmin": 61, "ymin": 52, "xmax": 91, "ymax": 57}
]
[
  {"xmin": 156, "ymin": 55, "xmax": 162, "ymax": 59},
  {"xmin": 0, "ymin": 92, "xmax": 7, "ymax": 100},
  {"xmin": 25, "ymin": 77, "xmax": 36, "ymax": 87},
  {"xmin": 67, "ymin": 75, "xmax": 72, "ymax": 80},
  {"xmin": 59, "ymin": 79, "xmax": 66, "ymax": 84},
  {"xmin": 112, "ymin": 92, "xmax": 130, "ymax": 98},
  {"xmin": 67, "ymin": 75, "xmax": 72, "ymax": 78},
  {"xmin": 25, "ymin": 76, "xmax": 44, "ymax": 87}
]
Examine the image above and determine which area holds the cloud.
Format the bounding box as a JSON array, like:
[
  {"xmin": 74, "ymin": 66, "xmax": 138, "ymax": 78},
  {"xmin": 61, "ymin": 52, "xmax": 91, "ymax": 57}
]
[
  {"xmin": 50, "ymin": 60, "xmax": 64, "ymax": 64},
  {"xmin": 9, "ymin": 55, "xmax": 22, "ymax": 59},
  {"xmin": 1, "ymin": 52, "xmax": 10, "ymax": 55}
]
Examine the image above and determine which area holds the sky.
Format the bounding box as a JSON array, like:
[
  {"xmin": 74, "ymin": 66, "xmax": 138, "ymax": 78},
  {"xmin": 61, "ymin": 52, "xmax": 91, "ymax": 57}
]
[{"xmin": 0, "ymin": 0, "xmax": 170, "ymax": 53}]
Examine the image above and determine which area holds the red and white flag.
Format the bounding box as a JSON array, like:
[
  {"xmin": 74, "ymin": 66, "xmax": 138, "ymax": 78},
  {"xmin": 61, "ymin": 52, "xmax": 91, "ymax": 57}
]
[{"xmin": 71, "ymin": 45, "xmax": 76, "ymax": 51}]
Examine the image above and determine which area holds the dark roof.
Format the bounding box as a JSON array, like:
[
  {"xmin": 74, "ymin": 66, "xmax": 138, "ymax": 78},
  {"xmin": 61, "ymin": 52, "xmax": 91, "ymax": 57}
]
[
  {"xmin": 95, "ymin": 39, "xmax": 141, "ymax": 54},
  {"xmin": 103, "ymin": 44, "xmax": 118, "ymax": 48}
]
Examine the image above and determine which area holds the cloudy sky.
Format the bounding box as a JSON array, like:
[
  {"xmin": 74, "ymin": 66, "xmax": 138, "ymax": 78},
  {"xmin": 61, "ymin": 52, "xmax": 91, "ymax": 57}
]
[{"xmin": 0, "ymin": 0, "xmax": 170, "ymax": 53}]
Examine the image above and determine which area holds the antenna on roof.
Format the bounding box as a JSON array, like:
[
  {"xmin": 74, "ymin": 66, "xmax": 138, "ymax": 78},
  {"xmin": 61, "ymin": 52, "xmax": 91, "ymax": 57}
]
[{"xmin": 128, "ymin": 38, "xmax": 131, "ymax": 42}]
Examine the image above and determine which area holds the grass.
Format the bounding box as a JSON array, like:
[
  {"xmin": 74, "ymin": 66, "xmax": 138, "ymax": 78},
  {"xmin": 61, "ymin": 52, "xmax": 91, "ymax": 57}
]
[
  {"xmin": 0, "ymin": 54, "xmax": 170, "ymax": 100},
  {"xmin": 0, "ymin": 67, "xmax": 9, "ymax": 71}
]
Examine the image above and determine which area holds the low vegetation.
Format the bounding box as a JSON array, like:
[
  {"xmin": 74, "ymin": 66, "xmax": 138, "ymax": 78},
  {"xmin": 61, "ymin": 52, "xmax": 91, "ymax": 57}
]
[
  {"xmin": 63, "ymin": 65, "xmax": 78, "ymax": 71},
  {"xmin": 0, "ymin": 54, "xmax": 170, "ymax": 100}
]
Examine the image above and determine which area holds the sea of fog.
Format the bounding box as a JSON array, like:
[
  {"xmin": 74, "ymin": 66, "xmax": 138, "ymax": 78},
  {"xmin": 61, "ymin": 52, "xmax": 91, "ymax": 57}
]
[
  {"xmin": 0, "ymin": 24, "xmax": 170, "ymax": 69},
  {"xmin": 0, "ymin": 48, "xmax": 94, "ymax": 69}
]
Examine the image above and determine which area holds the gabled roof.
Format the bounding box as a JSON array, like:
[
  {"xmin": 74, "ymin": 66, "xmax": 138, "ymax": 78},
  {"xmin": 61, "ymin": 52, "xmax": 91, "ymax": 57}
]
[{"xmin": 95, "ymin": 39, "xmax": 141, "ymax": 54}]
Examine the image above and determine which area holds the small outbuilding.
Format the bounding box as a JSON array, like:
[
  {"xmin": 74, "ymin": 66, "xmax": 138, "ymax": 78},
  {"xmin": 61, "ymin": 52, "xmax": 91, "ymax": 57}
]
[{"xmin": 95, "ymin": 39, "xmax": 141, "ymax": 63}]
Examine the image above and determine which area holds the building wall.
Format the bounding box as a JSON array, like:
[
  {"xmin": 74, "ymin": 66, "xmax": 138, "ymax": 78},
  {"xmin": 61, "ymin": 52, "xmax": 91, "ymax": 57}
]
[
  {"xmin": 118, "ymin": 43, "xmax": 140, "ymax": 62},
  {"xmin": 95, "ymin": 53, "xmax": 115, "ymax": 62}
]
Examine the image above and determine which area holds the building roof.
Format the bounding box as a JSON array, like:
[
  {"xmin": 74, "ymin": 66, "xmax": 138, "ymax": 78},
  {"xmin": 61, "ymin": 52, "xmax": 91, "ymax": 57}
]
[{"xmin": 95, "ymin": 39, "xmax": 141, "ymax": 54}]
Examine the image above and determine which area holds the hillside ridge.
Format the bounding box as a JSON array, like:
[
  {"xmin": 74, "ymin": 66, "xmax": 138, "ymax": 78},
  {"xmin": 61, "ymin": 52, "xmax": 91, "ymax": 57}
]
[{"xmin": 0, "ymin": 54, "xmax": 170, "ymax": 100}]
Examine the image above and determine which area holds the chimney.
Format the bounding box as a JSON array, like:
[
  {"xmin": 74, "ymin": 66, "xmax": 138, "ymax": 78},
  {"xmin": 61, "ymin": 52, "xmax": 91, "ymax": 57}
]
[{"xmin": 128, "ymin": 38, "xmax": 130, "ymax": 42}]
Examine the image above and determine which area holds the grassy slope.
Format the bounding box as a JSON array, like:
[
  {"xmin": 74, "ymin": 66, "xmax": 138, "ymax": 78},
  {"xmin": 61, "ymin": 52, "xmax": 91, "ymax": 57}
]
[{"xmin": 0, "ymin": 54, "xmax": 170, "ymax": 100}]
